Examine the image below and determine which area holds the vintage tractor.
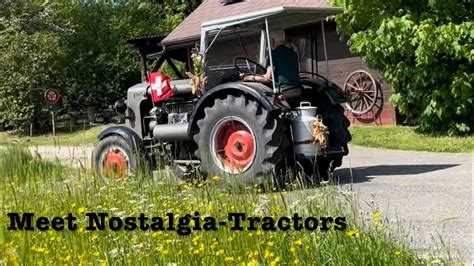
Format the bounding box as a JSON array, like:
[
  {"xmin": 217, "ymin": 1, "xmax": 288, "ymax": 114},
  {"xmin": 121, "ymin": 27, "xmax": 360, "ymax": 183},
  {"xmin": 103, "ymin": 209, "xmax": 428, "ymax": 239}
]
[{"xmin": 92, "ymin": 8, "xmax": 351, "ymax": 185}]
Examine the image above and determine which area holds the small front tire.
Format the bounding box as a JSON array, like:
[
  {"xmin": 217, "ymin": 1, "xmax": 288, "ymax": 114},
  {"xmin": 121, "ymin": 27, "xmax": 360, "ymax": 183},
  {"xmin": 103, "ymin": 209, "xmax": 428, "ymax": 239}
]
[{"xmin": 92, "ymin": 135, "xmax": 137, "ymax": 180}]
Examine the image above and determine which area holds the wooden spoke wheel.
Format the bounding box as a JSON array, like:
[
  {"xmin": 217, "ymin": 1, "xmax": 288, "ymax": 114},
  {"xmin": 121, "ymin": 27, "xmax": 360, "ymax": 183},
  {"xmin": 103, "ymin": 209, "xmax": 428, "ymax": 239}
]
[{"xmin": 343, "ymin": 70, "xmax": 378, "ymax": 115}]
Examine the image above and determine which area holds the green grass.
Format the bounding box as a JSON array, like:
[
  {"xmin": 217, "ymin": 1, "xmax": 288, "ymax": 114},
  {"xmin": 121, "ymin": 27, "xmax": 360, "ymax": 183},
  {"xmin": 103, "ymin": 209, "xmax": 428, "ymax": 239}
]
[
  {"xmin": 0, "ymin": 146, "xmax": 454, "ymax": 264},
  {"xmin": 0, "ymin": 126, "xmax": 106, "ymax": 146},
  {"xmin": 349, "ymin": 126, "xmax": 474, "ymax": 153}
]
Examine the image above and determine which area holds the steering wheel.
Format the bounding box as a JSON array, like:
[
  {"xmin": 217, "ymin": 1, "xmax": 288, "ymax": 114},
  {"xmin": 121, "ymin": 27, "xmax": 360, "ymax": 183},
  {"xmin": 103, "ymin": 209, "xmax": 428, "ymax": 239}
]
[
  {"xmin": 233, "ymin": 57, "xmax": 273, "ymax": 84},
  {"xmin": 233, "ymin": 57, "xmax": 267, "ymax": 75},
  {"xmin": 299, "ymin": 71, "xmax": 330, "ymax": 83}
]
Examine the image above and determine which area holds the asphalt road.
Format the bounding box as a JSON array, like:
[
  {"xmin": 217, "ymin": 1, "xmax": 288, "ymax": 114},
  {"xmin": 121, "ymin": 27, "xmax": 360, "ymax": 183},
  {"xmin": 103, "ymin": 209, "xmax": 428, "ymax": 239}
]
[
  {"xmin": 336, "ymin": 146, "xmax": 472, "ymax": 263},
  {"xmin": 29, "ymin": 145, "xmax": 473, "ymax": 262}
]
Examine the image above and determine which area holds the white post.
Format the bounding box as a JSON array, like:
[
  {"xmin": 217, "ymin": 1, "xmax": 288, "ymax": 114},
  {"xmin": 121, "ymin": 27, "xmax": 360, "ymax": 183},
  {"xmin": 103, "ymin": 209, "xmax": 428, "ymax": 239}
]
[
  {"xmin": 51, "ymin": 111, "xmax": 55, "ymax": 136},
  {"xmin": 259, "ymin": 29, "xmax": 266, "ymax": 66},
  {"xmin": 200, "ymin": 28, "xmax": 208, "ymax": 66},
  {"xmin": 265, "ymin": 18, "xmax": 277, "ymax": 93},
  {"xmin": 321, "ymin": 20, "xmax": 330, "ymax": 81}
]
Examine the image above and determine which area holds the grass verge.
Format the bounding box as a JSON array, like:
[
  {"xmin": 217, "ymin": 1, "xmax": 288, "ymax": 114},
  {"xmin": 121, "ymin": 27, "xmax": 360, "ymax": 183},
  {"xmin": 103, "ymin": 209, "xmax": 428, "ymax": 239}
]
[
  {"xmin": 0, "ymin": 126, "xmax": 106, "ymax": 146},
  {"xmin": 0, "ymin": 146, "xmax": 454, "ymax": 264},
  {"xmin": 349, "ymin": 126, "xmax": 473, "ymax": 153}
]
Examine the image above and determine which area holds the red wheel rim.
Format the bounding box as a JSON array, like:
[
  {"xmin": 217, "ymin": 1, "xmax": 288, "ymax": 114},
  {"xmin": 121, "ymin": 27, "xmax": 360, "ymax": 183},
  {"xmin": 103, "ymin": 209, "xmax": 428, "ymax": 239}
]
[
  {"xmin": 212, "ymin": 119, "xmax": 255, "ymax": 173},
  {"xmin": 103, "ymin": 149, "xmax": 128, "ymax": 179}
]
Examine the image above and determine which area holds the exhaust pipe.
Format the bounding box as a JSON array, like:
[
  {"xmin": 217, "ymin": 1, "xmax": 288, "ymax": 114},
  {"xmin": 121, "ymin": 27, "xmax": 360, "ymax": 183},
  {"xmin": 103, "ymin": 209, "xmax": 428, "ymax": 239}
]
[{"xmin": 153, "ymin": 123, "xmax": 191, "ymax": 142}]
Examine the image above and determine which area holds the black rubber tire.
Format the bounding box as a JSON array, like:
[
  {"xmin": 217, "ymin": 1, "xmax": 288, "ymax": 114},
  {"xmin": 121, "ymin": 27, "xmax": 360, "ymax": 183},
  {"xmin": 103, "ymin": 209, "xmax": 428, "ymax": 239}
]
[
  {"xmin": 92, "ymin": 135, "xmax": 137, "ymax": 180},
  {"xmin": 193, "ymin": 94, "xmax": 288, "ymax": 186}
]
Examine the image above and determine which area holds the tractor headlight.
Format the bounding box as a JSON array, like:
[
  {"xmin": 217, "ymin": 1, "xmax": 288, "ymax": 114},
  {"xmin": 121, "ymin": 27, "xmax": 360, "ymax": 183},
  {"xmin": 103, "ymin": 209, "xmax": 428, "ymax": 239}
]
[{"xmin": 114, "ymin": 99, "xmax": 127, "ymax": 114}]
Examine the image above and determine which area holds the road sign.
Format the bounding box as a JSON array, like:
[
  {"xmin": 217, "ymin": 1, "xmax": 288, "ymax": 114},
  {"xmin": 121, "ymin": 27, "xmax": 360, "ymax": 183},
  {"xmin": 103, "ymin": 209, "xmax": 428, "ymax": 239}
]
[{"xmin": 44, "ymin": 89, "xmax": 60, "ymax": 105}]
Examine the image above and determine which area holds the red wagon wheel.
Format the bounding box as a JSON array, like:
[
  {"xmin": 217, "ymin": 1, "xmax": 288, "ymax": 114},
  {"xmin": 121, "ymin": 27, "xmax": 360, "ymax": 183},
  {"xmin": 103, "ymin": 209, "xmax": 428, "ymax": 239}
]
[{"xmin": 343, "ymin": 70, "xmax": 378, "ymax": 115}]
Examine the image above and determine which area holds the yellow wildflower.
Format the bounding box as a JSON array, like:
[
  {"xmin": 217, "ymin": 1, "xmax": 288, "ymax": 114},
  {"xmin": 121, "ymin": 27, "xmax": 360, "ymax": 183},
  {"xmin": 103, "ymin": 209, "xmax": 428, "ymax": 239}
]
[
  {"xmin": 216, "ymin": 249, "xmax": 225, "ymax": 256},
  {"xmin": 267, "ymin": 241, "xmax": 274, "ymax": 247},
  {"xmin": 224, "ymin": 257, "xmax": 235, "ymax": 262},
  {"xmin": 395, "ymin": 251, "xmax": 401, "ymax": 256},
  {"xmin": 373, "ymin": 211, "xmax": 381, "ymax": 219},
  {"xmin": 293, "ymin": 259, "xmax": 300, "ymax": 265},
  {"xmin": 269, "ymin": 256, "xmax": 281, "ymax": 266},
  {"xmin": 373, "ymin": 220, "xmax": 382, "ymax": 228},
  {"xmin": 264, "ymin": 249, "xmax": 274, "ymax": 259},
  {"xmin": 77, "ymin": 207, "xmax": 86, "ymax": 214},
  {"xmin": 345, "ymin": 229, "xmax": 360, "ymax": 237},
  {"xmin": 248, "ymin": 259, "xmax": 258, "ymax": 266},
  {"xmin": 161, "ymin": 249, "xmax": 169, "ymax": 256},
  {"xmin": 294, "ymin": 239, "xmax": 302, "ymax": 246},
  {"xmin": 212, "ymin": 175, "xmax": 220, "ymax": 181}
]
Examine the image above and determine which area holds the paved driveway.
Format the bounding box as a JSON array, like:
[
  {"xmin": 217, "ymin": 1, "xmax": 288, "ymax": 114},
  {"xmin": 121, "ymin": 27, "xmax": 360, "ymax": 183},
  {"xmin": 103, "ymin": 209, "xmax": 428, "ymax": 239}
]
[{"xmin": 337, "ymin": 146, "xmax": 472, "ymax": 262}]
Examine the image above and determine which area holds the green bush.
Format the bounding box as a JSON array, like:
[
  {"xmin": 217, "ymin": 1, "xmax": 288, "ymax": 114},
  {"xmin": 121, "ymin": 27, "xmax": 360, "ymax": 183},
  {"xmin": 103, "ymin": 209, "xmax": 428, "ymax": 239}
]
[{"xmin": 334, "ymin": 0, "xmax": 473, "ymax": 135}]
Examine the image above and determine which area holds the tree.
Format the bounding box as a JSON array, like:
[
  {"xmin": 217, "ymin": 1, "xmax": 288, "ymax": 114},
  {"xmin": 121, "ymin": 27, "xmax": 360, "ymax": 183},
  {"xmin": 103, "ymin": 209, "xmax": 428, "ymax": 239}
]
[
  {"xmin": 333, "ymin": 0, "xmax": 473, "ymax": 135},
  {"xmin": 0, "ymin": 0, "xmax": 63, "ymax": 132},
  {"xmin": 0, "ymin": 0, "xmax": 202, "ymax": 132}
]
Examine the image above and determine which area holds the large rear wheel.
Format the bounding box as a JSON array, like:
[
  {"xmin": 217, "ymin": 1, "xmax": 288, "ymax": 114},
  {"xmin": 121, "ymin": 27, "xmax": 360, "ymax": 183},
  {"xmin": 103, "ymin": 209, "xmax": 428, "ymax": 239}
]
[{"xmin": 193, "ymin": 95, "xmax": 288, "ymax": 186}]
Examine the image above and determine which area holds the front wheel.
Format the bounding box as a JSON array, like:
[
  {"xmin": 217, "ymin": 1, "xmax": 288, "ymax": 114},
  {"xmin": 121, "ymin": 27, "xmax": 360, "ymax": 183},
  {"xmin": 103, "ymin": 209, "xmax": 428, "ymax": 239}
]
[
  {"xmin": 92, "ymin": 135, "xmax": 137, "ymax": 180},
  {"xmin": 193, "ymin": 94, "xmax": 288, "ymax": 186}
]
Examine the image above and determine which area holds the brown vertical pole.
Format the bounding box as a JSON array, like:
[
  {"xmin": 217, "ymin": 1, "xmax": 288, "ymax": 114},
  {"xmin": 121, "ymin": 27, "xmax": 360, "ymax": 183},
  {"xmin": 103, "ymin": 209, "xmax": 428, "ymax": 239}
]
[{"xmin": 139, "ymin": 50, "xmax": 147, "ymax": 82}]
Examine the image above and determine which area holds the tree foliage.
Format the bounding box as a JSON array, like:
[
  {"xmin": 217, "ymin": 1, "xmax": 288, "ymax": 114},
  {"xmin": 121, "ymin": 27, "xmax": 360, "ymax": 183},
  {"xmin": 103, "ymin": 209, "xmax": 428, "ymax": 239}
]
[
  {"xmin": 334, "ymin": 0, "xmax": 473, "ymax": 135},
  {"xmin": 0, "ymin": 0, "xmax": 200, "ymax": 132},
  {"xmin": 0, "ymin": 0, "xmax": 62, "ymax": 131}
]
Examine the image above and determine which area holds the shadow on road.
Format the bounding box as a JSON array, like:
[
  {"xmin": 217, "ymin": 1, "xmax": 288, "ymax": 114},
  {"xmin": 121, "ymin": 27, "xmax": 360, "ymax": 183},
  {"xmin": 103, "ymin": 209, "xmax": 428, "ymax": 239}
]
[{"xmin": 336, "ymin": 164, "xmax": 460, "ymax": 184}]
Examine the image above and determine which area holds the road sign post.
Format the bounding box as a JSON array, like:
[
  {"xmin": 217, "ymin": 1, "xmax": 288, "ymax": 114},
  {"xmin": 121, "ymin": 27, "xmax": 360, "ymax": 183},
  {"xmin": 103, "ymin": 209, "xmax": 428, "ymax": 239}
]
[
  {"xmin": 43, "ymin": 89, "xmax": 61, "ymax": 136},
  {"xmin": 51, "ymin": 111, "xmax": 55, "ymax": 136}
]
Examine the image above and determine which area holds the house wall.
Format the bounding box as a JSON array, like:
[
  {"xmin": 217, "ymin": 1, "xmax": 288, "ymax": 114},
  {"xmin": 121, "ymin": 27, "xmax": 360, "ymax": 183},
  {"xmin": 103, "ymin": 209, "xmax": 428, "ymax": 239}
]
[{"xmin": 287, "ymin": 22, "xmax": 397, "ymax": 125}]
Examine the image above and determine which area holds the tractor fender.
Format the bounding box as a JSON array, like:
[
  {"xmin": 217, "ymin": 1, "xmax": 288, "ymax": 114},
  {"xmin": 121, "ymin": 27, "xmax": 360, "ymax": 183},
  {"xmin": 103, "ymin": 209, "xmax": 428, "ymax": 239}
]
[
  {"xmin": 97, "ymin": 125, "xmax": 145, "ymax": 152},
  {"xmin": 300, "ymin": 79, "xmax": 348, "ymax": 105},
  {"xmin": 188, "ymin": 82, "xmax": 278, "ymax": 136}
]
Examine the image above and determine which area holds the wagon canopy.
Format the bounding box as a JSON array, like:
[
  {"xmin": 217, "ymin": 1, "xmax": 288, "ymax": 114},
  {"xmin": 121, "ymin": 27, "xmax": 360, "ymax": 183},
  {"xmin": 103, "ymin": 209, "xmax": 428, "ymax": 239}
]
[
  {"xmin": 198, "ymin": 6, "xmax": 341, "ymax": 68},
  {"xmin": 201, "ymin": 6, "xmax": 341, "ymax": 35}
]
